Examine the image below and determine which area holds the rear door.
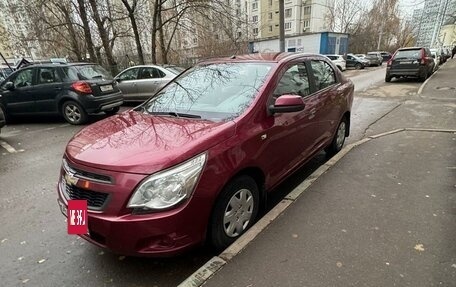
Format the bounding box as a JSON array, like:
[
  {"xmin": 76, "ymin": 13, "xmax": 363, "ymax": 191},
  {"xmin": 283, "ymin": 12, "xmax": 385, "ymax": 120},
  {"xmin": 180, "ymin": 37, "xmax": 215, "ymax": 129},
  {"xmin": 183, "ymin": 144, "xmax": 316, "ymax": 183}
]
[
  {"xmin": 0, "ymin": 68, "xmax": 36, "ymax": 115},
  {"xmin": 136, "ymin": 67, "xmax": 170, "ymax": 99},
  {"xmin": 34, "ymin": 67, "xmax": 64, "ymax": 113}
]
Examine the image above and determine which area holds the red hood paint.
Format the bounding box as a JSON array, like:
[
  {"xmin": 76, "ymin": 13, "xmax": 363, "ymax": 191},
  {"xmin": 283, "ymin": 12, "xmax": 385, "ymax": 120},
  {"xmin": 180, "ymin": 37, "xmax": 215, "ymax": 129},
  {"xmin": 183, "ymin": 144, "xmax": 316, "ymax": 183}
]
[{"xmin": 66, "ymin": 111, "xmax": 235, "ymax": 174}]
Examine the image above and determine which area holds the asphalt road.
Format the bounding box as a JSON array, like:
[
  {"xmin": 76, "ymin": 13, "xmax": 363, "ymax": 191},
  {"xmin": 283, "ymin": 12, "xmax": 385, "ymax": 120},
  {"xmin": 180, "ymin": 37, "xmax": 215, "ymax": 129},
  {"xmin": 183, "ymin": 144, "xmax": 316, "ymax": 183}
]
[{"xmin": 0, "ymin": 67, "xmax": 422, "ymax": 287}]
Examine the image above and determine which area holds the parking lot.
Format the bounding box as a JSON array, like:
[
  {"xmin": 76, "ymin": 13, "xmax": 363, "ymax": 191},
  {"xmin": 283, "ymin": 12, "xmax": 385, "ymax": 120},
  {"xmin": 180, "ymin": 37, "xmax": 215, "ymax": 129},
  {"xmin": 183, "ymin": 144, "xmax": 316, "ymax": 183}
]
[{"xmin": 0, "ymin": 66, "xmax": 427, "ymax": 286}]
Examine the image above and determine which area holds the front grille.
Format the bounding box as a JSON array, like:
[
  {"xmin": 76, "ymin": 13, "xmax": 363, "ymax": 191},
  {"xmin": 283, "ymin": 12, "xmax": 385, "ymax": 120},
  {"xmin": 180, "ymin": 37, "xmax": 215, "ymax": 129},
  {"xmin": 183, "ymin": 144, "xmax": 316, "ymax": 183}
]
[
  {"xmin": 72, "ymin": 166, "xmax": 112, "ymax": 184},
  {"xmin": 65, "ymin": 184, "xmax": 109, "ymax": 209}
]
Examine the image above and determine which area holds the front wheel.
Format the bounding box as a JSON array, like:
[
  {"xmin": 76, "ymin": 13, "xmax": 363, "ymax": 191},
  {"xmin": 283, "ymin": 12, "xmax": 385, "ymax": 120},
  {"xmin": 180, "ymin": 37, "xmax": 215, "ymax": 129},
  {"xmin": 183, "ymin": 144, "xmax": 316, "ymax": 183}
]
[
  {"xmin": 355, "ymin": 63, "xmax": 362, "ymax": 70},
  {"xmin": 61, "ymin": 101, "xmax": 88, "ymax": 125},
  {"xmin": 385, "ymin": 74, "xmax": 392, "ymax": 82},
  {"xmin": 209, "ymin": 176, "xmax": 260, "ymax": 251},
  {"xmin": 325, "ymin": 117, "xmax": 348, "ymax": 157}
]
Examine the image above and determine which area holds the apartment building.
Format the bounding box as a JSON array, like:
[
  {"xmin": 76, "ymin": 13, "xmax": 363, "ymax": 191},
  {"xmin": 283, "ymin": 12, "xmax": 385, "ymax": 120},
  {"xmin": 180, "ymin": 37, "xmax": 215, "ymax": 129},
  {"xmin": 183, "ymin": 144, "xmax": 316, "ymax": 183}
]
[
  {"xmin": 247, "ymin": 0, "xmax": 333, "ymax": 40},
  {"xmin": 413, "ymin": 0, "xmax": 456, "ymax": 47}
]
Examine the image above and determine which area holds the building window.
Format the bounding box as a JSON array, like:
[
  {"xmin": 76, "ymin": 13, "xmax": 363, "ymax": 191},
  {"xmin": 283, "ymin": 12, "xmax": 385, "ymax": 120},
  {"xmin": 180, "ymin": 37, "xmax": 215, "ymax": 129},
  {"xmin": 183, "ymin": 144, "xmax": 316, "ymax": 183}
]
[
  {"xmin": 285, "ymin": 22, "xmax": 291, "ymax": 30},
  {"xmin": 303, "ymin": 20, "xmax": 310, "ymax": 28},
  {"xmin": 215, "ymin": 34, "xmax": 219, "ymax": 40},
  {"xmin": 252, "ymin": 15, "xmax": 258, "ymax": 22},
  {"xmin": 269, "ymin": 0, "xmax": 272, "ymax": 6},
  {"xmin": 285, "ymin": 8, "xmax": 292, "ymax": 18},
  {"xmin": 193, "ymin": 38, "xmax": 197, "ymax": 44},
  {"xmin": 304, "ymin": 6, "xmax": 311, "ymax": 15},
  {"xmin": 236, "ymin": 9, "xmax": 240, "ymax": 16},
  {"xmin": 252, "ymin": 2, "xmax": 258, "ymax": 10},
  {"xmin": 269, "ymin": 25, "xmax": 273, "ymax": 32},
  {"xmin": 253, "ymin": 28, "xmax": 258, "ymax": 35},
  {"xmin": 268, "ymin": 12, "xmax": 273, "ymax": 20},
  {"xmin": 238, "ymin": 31, "xmax": 242, "ymax": 38}
]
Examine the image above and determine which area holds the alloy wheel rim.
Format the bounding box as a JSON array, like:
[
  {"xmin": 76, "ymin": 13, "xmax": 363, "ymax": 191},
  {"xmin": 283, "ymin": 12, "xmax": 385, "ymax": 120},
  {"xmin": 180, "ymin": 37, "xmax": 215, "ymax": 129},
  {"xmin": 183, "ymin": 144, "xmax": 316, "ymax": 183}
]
[
  {"xmin": 336, "ymin": 122, "xmax": 346, "ymax": 149},
  {"xmin": 65, "ymin": 105, "xmax": 81, "ymax": 122},
  {"xmin": 223, "ymin": 188, "xmax": 254, "ymax": 238}
]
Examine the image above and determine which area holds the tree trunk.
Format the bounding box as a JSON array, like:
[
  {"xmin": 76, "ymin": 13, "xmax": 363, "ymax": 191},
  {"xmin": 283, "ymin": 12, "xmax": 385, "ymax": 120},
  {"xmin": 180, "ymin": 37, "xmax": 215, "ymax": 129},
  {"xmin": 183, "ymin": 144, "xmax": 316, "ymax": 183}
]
[
  {"xmin": 76, "ymin": 0, "xmax": 97, "ymax": 63},
  {"xmin": 121, "ymin": 0, "xmax": 145, "ymax": 65},
  {"xmin": 58, "ymin": 4, "xmax": 82, "ymax": 61},
  {"xmin": 88, "ymin": 0, "xmax": 118, "ymax": 75},
  {"xmin": 158, "ymin": 2, "xmax": 168, "ymax": 64},
  {"xmin": 151, "ymin": 0, "xmax": 159, "ymax": 64}
]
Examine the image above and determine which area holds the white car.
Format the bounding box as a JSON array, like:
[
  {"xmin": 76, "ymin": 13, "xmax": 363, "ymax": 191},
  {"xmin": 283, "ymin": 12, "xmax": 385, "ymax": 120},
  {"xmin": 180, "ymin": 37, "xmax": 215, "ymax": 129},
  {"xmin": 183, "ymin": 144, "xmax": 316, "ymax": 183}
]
[
  {"xmin": 325, "ymin": 54, "xmax": 346, "ymax": 71},
  {"xmin": 430, "ymin": 49, "xmax": 440, "ymax": 72}
]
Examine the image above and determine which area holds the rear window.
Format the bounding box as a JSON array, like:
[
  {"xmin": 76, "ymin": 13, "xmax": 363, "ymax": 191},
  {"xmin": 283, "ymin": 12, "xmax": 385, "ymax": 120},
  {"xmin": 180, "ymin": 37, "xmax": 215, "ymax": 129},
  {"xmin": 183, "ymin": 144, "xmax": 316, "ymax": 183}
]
[
  {"xmin": 165, "ymin": 66, "xmax": 185, "ymax": 74},
  {"xmin": 72, "ymin": 65, "xmax": 113, "ymax": 80},
  {"xmin": 394, "ymin": 49, "xmax": 421, "ymax": 59},
  {"xmin": 326, "ymin": 56, "xmax": 337, "ymax": 60},
  {"xmin": 365, "ymin": 55, "xmax": 377, "ymax": 59}
]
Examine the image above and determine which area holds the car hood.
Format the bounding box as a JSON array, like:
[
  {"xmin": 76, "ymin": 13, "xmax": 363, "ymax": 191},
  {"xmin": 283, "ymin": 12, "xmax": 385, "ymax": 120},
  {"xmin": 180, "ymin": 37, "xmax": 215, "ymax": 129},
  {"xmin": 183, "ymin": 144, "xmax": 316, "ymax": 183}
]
[{"xmin": 66, "ymin": 111, "xmax": 236, "ymax": 174}]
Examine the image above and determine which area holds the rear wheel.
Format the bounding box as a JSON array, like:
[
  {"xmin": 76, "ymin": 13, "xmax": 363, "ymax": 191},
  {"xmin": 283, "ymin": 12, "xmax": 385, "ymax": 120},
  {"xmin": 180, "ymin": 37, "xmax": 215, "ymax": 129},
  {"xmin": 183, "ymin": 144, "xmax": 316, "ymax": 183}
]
[
  {"xmin": 385, "ymin": 74, "xmax": 392, "ymax": 82},
  {"xmin": 355, "ymin": 63, "xmax": 362, "ymax": 70},
  {"xmin": 419, "ymin": 71, "xmax": 428, "ymax": 82},
  {"xmin": 209, "ymin": 176, "xmax": 260, "ymax": 251},
  {"xmin": 325, "ymin": 117, "xmax": 348, "ymax": 157},
  {"xmin": 61, "ymin": 101, "xmax": 88, "ymax": 125}
]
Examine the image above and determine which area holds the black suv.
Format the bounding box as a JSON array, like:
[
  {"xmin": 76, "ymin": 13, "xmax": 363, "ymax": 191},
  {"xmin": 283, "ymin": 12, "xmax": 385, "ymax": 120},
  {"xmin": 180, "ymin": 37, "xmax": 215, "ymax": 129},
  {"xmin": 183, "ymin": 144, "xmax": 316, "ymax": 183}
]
[
  {"xmin": 385, "ymin": 47, "xmax": 435, "ymax": 82},
  {"xmin": 0, "ymin": 63, "xmax": 123, "ymax": 125}
]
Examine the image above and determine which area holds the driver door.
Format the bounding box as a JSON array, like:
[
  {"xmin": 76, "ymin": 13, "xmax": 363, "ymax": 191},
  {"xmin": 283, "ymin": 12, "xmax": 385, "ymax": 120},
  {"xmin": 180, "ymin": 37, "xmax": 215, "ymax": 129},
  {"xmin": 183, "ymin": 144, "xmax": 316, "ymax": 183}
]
[{"xmin": 1, "ymin": 68, "xmax": 36, "ymax": 115}]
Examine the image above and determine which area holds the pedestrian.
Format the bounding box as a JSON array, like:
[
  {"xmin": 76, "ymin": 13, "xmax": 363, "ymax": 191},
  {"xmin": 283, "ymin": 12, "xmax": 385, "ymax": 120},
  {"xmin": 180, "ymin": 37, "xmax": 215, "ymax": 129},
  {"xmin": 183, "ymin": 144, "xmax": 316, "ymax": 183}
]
[{"xmin": 452, "ymin": 46, "xmax": 456, "ymax": 59}]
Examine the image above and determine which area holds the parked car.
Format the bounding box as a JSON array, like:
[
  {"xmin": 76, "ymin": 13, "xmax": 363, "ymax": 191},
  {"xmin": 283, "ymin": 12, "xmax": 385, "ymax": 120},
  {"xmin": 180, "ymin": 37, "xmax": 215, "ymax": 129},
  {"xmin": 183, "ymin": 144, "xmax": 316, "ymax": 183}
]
[
  {"xmin": 115, "ymin": 65, "xmax": 183, "ymax": 102},
  {"xmin": 0, "ymin": 66, "xmax": 14, "ymax": 82},
  {"xmin": 364, "ymin": 54, "xmax": 382, "ymax": 66},
  {"xmin": 346, "ymin": 54, "xmax": 366, "ymax": 69},
  {"xmin": 325, "ymin": 54, "xmax": 346, "ymax": 71},
  {"xmin": 0, "ymin": 103, "xmax": 5, "ymax": 132},
  {"xmin": 429, "ymin": 49, "xmax": 441, "ymax": 71},
  {"xmin": 354, "ymin": 54, "xmax": 371, "ymax": 66},
  {"xmin": 385, "ymin": 47, "xmax": 435, "ymax": 82},
  {"xmin": 0, "ymin": 63, "xmax": 123, "ymax": 125},
  {"xmin": 367, "ymin": 52, "xmax": 383, "ymax": 63},
  {"xmin": 57, "ymin": 53, "xmax": 354, "ymax": 257}
]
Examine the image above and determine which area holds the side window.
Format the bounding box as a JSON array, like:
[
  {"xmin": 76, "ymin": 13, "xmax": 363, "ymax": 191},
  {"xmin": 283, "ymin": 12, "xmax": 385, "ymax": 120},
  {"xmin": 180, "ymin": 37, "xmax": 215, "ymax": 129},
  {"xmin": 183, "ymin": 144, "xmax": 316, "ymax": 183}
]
[
  {"xmin": 311, "ymin": 60, "xmax": 336, "ymax": 91},
  {"xmin": 117, "ymin": 68, "xmax": 139, "ymax": 81},
  {"xmin": 139, "ymin": 67, "xmax": 165, "ymax": 79},
  {"xmin": 13, "ymin": 69, "xmax": 33, "ymax": 88},
  {"xmin": 37, "ymin": 67, "xmax": 61, "ymax": 84},
  {"xmin": 273, "ymin": 63, "xmax": 310, "ymax": 98}
]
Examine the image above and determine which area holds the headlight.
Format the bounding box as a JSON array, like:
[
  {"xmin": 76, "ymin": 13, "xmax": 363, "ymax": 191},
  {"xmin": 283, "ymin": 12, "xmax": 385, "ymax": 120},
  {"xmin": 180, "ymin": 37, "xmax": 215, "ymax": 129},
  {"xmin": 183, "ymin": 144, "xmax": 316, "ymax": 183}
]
[{"xmin": 127, "ymin": 153, "xmax": 207, "ymax": 211}]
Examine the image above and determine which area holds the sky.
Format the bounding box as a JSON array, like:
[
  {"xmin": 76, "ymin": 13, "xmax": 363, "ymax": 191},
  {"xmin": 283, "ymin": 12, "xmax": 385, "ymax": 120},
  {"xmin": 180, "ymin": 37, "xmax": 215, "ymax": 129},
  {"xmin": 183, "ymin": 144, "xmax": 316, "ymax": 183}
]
[{"xmin": 398, "ymin": 0, "xmax": 426, "ymax": 15}]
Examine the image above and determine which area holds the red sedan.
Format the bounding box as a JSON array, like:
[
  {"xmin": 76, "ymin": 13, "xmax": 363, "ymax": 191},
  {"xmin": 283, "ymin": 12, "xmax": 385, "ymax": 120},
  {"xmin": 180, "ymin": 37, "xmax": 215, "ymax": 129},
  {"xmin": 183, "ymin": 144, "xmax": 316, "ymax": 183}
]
[{"xmin": 57, "ymin": 53, "xmax": 354, "ymax": 256}]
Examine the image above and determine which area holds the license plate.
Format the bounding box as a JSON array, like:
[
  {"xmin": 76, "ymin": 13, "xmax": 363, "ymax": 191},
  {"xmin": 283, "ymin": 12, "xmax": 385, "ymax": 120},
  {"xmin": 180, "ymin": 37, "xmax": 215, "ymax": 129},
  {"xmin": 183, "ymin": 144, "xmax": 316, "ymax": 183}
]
[
  {"xmin": 100, "ymin": 85, "xmax": 113, "ymax": 92},
  {"xmin": 399, "ymin": 61, "xmax": 412, "ymax": 64},
  {"xmin": 58, "ymin": 199, "xmax": 68, "ymax": 217}
]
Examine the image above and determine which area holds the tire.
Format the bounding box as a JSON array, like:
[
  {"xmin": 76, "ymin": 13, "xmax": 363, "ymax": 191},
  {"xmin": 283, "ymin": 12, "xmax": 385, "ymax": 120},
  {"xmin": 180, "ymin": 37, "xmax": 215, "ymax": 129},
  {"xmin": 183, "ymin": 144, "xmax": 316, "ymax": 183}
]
[
  {"xmin": 355, "ymin": 63, "xmax": 362, "ymax": 70},
  {"xmin": 337, "ymin": 65, "xmax": 343, "ymax": 71},
  {"xmin": 385, "ymin": 74, "xmax": 392, "ymax": 82},
  {"xmin": 61, "ymin": 101, "xmax": 88, "ymax": 125},
  {"xmin": 209, "ymin": 175, "xmax": 260, "ymax": 251},
  {"xmin": 325, "ymin": 117, "xmax": 348, "ymax": 157},
  {"xmin": 104, "ymin": 106, "xmax": 120, "ymax": 116},
  {"xmin": 0, "ymin": 105, "xmax": 8, "ymax": 124},
  {"xmin": 419, "ymin": 71, "xmax": 427, "ymax": 82}
]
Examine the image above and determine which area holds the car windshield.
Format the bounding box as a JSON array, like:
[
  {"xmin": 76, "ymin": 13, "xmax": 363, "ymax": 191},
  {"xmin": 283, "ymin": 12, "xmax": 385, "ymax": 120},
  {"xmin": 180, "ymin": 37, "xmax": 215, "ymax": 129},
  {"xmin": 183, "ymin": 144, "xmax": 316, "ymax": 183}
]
[
  {"xmin": 365, "ymin": 55, "xmax": 377, "ymax": 59},
  {"xmin": 73, "ymin": 64, "xmax": 113, "ymax": 80},
  {"xmin": 142, "ymin": 62, "xmax": 272, "ymax": 121},
  {"xmin": 394, "ymin": 49, "xmax": 421, "ymax": 59}
]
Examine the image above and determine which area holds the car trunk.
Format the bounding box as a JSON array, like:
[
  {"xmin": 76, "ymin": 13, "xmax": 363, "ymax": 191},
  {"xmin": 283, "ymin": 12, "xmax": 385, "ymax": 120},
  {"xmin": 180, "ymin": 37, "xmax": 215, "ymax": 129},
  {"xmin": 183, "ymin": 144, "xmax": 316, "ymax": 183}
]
[
  {"xmin": 391, "ymin": 49, "xmax": 422, "ymax": 70},
  {"xmin": 85, "ymin": 79, "xmax": 120, "ymax": 97}
]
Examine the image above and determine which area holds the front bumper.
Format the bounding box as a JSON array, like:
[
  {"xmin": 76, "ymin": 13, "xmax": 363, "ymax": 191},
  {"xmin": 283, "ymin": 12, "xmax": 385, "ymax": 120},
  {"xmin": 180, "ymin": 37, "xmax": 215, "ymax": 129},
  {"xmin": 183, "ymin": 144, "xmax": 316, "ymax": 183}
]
[{"xmin": 56, "ymin": 159, "xmax": 212, "ymax": 257}]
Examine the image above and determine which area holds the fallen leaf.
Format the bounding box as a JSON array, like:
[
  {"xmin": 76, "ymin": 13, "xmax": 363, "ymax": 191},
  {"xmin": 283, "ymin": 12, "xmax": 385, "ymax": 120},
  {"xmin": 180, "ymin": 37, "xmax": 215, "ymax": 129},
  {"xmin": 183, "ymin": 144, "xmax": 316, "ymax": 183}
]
[
  {"xmin": 20, "ymin": 241, "xmax": 26, "ymax": 245},
  {"xmin": 98, "ymin": 251, "xmax": 104, "ymax": 256},
  {"xmin": 66, "ymin": 250, "xmax": 71, "ymax": 254},
  {"xmin": 425, "ymin": 195, "xmax": 430, "ymax": 198},
  {"xmin": 37, "ymin": 259, "xmax": 46, "ymax": 264},
  {"xmin": 22, "ymin": 279, "xmax": 30, "ymax": 283},
  {"xmin": 292, "ymin": 234, "xmax": 298, "ymax": 238},
  {"xmin": 1, "ymin": 238, "xmax": 7, "ymax": 243},
  {"xmin": 414, "ymin": 244, "xmax": 425, "ymax": 252},
  {"xmin": 371, "ymin": 194, "xmax": 376, "ymax": 198},
  {"xmin": 385, "ymin": 262, "xmax": 390, "ymax": 266},
  {"xmin": 341, "ymin": 229, "xmax": 347, "ymax": 233},
  {"xmin": 18, "ymin": 257, "xmax": 24, "ymax": 261},
  {"xmin": 336, "ymin": 261, "xmax": 343, "ymax": 268},
  {"xmin": 451, "ymin": 264, "xmax": 456, "ymax": 269}
]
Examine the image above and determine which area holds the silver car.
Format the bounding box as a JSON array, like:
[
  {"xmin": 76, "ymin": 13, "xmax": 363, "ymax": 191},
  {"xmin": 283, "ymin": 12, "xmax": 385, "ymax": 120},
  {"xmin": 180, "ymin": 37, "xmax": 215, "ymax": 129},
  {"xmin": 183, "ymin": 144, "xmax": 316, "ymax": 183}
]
[{"xmin": 114, "ymin": 65, "xmax": 184, "ymax": 102}]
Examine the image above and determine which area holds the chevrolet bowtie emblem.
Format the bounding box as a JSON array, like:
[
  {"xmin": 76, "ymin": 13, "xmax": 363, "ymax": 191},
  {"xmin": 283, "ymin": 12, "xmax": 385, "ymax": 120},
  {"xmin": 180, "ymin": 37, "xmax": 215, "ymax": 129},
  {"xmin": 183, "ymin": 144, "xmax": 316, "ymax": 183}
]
[{"xmin": 64, "ymin": 172, "xmax": 79, "ymax": 185}]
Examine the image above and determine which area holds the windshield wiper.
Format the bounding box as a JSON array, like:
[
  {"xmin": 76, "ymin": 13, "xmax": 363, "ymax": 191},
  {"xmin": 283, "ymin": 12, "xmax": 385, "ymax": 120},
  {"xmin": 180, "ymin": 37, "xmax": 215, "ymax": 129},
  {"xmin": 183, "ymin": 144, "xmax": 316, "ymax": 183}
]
[{"xmin": 148, "ymin": 111, "xmax": 201, "ymax": 119}]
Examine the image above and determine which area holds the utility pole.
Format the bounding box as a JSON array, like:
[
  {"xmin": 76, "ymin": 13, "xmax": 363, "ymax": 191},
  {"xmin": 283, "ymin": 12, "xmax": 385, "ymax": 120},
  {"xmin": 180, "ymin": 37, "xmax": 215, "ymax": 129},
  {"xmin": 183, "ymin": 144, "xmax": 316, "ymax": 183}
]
[
  {"xmin": 279, "ymin": 0, "xmax": 285, "ymax": 52},
  {"xmin": 377, "ymin": 25, "xmax": 383, "ymax": 50}
]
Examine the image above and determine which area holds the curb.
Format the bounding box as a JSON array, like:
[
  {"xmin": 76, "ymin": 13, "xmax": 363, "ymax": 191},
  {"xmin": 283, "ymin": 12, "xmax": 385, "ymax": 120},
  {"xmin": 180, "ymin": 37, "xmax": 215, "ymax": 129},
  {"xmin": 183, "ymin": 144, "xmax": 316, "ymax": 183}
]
[
  {"xmin": 178, "ymin": 127, "xmax": 456, "ymax": 287},
  {"xmin": 417, "ymin": 65, "xmax": 440, "ymax": 95}
]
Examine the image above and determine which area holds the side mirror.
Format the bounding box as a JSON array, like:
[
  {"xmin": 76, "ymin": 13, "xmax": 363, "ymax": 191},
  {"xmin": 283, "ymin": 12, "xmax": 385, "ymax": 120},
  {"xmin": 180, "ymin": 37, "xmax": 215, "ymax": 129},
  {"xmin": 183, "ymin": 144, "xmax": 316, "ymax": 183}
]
[
  {"xmin": 4, "ymin": 81, "xmax": 14, "ymax": 90},
  {"xmin": 269, "ymin": 95, "xmax": 305, "ymax": 114},
  {"xmin": 115, "ymin": 78, "xmax": 122, "ymax": 83}
]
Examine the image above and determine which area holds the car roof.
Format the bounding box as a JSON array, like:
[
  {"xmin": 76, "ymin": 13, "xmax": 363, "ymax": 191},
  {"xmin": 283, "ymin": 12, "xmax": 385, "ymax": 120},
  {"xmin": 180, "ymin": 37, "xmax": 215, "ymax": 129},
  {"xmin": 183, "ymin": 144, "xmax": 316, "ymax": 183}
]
[
  {"xmin": 200, "ymin": 52, "xmax": 326, "ymax": 65},
  {"xmin": 397, "ymin": 47, "xmax": 424, "ymax": 51},
  {"xmin": 19, "ymin": 62, "xmax": 97, "ymax": 68}
]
